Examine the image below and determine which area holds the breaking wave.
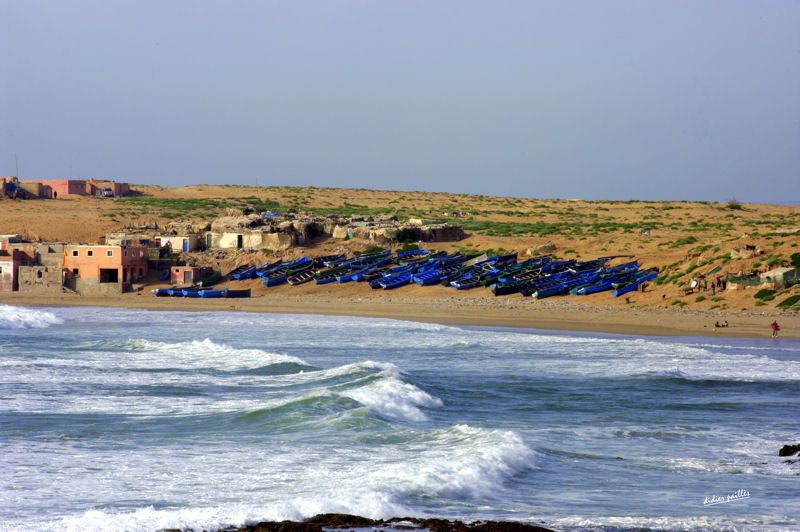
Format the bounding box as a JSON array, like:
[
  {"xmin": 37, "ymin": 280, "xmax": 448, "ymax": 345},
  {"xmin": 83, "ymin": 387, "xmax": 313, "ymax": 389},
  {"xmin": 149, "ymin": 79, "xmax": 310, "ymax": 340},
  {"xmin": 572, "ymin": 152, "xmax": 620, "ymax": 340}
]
[{"xmin": 0, "ymin": 305, "xmax": 63, "ymax": 329}]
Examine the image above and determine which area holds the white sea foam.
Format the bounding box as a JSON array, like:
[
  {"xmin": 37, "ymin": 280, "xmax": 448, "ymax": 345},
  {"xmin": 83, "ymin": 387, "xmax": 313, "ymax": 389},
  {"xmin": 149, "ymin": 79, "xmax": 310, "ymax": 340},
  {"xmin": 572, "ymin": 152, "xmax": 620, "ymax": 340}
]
[
  {"xmin": 3, "ymin": 424, "xmax": 533, "ymax": 532},
  {"xmin": 102, "ymin": 337, "xmax": 309, "ymax": 370},
  {"xmin": 394, "ymin": 425, "xmax": 535, "ymax": 499},
  {"xmin": 473, "ymin": 333, "xmax": 800, "ymax": 382},
  {"xmin": 340, "ymin": 375, "xmax": 443, "ymax": 422},
  {"xmin": 548, "ymin": 513, "xmax": 799, "ymax": 531},
  {"xmin": 0, "ymin": 304, "xmax": 63, "ymax": 329}
]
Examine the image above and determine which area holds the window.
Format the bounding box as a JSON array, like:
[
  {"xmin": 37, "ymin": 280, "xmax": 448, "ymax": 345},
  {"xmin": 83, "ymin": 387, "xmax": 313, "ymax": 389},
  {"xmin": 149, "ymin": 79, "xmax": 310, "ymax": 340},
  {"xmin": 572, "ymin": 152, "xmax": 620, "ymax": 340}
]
[
  {"xmin": 107, "ymin": 250, "xmax": 113, "ymax": 257},
  {"xmin": 87, "ymin": 250, "xmax": 93, "ymax": 257},
  {"xmin": 73, "ymin": 268, "xmax": 79, "ymax": 276},
  {"xmin": 37, "ymin": 270, "xmax": 42, "ymax": 279},
  {"xmin": 124, "ymin": 250, "xmax": 127, "ymax": 257},
  {"xmin": 72, "ymin": 250, "xmax": 78, "ymax": 257}
]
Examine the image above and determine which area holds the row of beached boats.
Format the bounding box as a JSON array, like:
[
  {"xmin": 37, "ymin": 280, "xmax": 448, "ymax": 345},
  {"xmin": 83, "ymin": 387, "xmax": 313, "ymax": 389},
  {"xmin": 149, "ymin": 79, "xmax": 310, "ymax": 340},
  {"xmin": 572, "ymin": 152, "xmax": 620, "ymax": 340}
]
[
  {"xmin": 203, "ymin": 249, "xmax": 658, "ymax": 299},
  {"xmin": 150, "ymin": 286, "xmax": 251, "ymax": 298}
]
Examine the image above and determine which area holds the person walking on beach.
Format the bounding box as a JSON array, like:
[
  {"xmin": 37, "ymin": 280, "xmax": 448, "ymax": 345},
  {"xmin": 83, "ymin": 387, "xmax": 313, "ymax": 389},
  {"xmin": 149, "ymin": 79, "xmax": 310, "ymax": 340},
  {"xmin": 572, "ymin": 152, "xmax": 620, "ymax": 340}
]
[{"xmin": 771, "ymin": 320, "xmax": 780, "ymax": 338}]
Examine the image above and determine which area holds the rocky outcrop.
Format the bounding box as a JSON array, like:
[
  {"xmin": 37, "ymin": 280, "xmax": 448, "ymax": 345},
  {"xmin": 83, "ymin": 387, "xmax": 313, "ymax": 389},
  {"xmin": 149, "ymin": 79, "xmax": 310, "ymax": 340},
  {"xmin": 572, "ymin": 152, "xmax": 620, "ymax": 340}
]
[
  {"xmin": 730, "ymin": 245, "xmax": 762, "ymax": 260},
  {"xmin": 210, "ymin": 215, "xmax": 262, "ymax": 231},
  {"xmin": 223, "ymin": 513, "xmax": 555, "ymax": 532},
  {"xmin": 526, "ymin": 243, "xmax": 556, "ymax": 256},
  {"xmin": 779, "ymin": 444, "xmax": 800, "ymax": 457},
  {"xmin": 331, "ymin": 225, "xmax": 350, "ymax": 239},
  {"xmin": 261, "ymin": 232, "xmax": 295, "ymax": 251}
]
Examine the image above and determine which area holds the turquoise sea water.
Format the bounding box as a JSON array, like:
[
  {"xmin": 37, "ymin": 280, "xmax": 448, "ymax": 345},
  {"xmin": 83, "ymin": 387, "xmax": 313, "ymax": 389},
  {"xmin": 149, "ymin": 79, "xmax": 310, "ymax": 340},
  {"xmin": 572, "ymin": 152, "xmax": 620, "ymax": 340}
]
[{"xmin": 1, "ymin": 304, "xmax": 799, "ymax": 531}]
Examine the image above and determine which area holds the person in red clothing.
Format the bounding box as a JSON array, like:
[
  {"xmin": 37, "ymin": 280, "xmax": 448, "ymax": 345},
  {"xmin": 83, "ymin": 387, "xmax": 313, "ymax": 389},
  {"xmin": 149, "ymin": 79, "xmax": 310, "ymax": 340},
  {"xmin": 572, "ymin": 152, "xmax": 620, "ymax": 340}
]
[{"xmin": 771, "ymin": 321, "xmax": 780, "ymax": 338}]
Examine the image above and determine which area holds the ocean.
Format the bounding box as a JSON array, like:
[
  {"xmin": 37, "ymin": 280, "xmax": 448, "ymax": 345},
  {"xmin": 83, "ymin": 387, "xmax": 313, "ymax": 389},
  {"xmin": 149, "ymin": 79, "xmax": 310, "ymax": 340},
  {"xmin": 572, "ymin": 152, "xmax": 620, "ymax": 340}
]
[{"xmin": 1, "ymin": 304, "xmax": 798, "ymax": 532}]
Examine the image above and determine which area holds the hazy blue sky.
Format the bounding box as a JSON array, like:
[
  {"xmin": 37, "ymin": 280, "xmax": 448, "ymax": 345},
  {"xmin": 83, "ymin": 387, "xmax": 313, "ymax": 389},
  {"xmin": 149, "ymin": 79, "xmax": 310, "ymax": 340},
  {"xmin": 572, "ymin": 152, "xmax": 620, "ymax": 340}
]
[{"xmin": 2, "ymin": 1, "xmax": 799, "ymax": 203}]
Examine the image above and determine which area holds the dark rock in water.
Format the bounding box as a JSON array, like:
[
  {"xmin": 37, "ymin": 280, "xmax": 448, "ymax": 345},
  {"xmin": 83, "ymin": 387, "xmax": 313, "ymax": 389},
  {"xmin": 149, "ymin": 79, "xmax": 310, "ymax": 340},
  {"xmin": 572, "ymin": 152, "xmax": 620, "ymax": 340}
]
[
  {"xmin": 779, "ymin": 444, "xmax": 800, "ymax": 457},
  {"xmin": 306, "ymin": 514, "xmax": 378, "ymax": 527},
  {"xmin": 224, "ymin": 520, "xmax": 322, "ymax": 531},
  {"xmin": 218, "ymin": 514, "xmax": 555, "ymax": 532}
]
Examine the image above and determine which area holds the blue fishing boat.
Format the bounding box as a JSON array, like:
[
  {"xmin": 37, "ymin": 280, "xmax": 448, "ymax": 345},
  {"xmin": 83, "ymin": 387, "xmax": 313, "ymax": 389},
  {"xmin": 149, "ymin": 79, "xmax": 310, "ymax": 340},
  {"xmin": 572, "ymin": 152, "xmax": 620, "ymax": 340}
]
[
  {"xmin": 315, "ymin": 265, "xmax": 350, "ymax": 284},
  {"xmin": 286, "ymin": 257, "xmax": 311, "ymax": 272},
  {"xmin": 611, "ymin": 269, "xmax": 659, "ymax": 296},
  {"xmin": 151, "ymin": 288, "xmax": 171, "ymax": 297},
  {"xmin": 198, "ymin": 287, "xmax": 229, "ymax": 298},
  {"xmin": 229, "ymin": 264, "xmax": 254, "ymax": 279},
  {"xmin": 336, "ymin": 267, "xmax": 369, "ymax": 283},
  {"xmin": 439, "ymin": 267, "xmax": 468, "ymax": 286},
  {"xmin": 451, "ymin": 271, "xmax": 482, "ymax": 289},
  {"xmin": 232, "ymin": 265, "xmax": 259, "ymax": 280},
  {"xmin": 396, "ymin": 248, "xmax": 428, "ymax": 258},
  {"xmin": 412, "ymin": 264, "xmax": 463, "ymax": 286},
  {"xmin": 263, "ymin": 270, "xmax": 288, "ymax": 287},
  {"xmin": 256, "ymin": 261, "xmax": 286, "ymax": 278},
  {"xmin": 491, "ymin": 280, "xmax": 524, "ymax": 296},
  {"xmin": 288, "ymin": 270, "xmax": 315, "ymax": 285},
  {"xmin": 380, "ymin": 272, "xmax": 411, "ymax": 289},
  {"xmin": 314, "ymin": 253, "xmax": 346, "ymax": 267}
]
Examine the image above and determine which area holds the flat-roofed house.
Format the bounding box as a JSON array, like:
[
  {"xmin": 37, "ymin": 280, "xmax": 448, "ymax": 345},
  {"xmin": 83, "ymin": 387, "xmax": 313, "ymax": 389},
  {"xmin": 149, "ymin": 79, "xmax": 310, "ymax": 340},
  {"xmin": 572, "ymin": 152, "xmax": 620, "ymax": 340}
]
[
  {"xmin": 63, "ymin": 244, "xmax": 148, "ymax": 294},
  {"xmin": 0, "ymin": 247, "xmax": 35, "ymax": 291},
  {"xmin": 156, "ymin": 234, "xmax": 202, "ymax": 253}
]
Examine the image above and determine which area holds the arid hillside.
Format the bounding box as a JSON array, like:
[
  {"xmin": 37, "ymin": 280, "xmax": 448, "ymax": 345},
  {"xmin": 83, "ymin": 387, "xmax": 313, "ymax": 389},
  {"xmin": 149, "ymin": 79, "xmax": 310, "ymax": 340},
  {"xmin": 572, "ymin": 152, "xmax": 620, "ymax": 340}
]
[{"xmin": 2, "ymin": 184, "xmax": 799, "ymax": 313}]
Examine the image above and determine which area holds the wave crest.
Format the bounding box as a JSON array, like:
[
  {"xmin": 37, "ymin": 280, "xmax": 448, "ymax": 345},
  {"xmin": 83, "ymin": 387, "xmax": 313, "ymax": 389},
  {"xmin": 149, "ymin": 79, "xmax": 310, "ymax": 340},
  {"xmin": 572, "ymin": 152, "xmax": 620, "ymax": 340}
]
[
  {"xmin": 340, "ymin": 375, "xmax": 443, "ymax": 422},
  {"xmin": 0, "ymin": 305, "xmax": 63, "ymax": 329}
]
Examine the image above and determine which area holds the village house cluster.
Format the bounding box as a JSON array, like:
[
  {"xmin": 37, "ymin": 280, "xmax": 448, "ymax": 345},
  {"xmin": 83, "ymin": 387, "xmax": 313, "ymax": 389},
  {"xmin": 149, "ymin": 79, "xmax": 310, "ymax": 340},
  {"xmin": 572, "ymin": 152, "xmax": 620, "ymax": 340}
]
[
  {"xmin": 1, "ymin": 177, "xmax": 129, "ymax": 199},
  {"xmin": 0, "ymin": 236, "xmax": 148, "ymax": 294},
  {"xmin": 0, "ymin": 208, "xmax": 467, "ymax": 295}
]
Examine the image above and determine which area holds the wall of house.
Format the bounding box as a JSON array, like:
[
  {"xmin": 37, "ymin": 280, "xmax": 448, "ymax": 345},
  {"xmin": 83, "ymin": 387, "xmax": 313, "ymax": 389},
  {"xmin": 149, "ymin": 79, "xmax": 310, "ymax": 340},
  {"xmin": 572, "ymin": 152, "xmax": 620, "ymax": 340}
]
[
  {"xmin": 32, "ymin": 243, "xmax": 67, "ymax": 268},
  {"xmin": 0, "ymin": 256, "xmax": 14, "ymax": 291},
  {"xmin": 158, "ymin": 235, "xmax": 201, "ymax": 252},
  {"xmin": 87, "ymin": 180, "xmax": 130, "ymax": 197},
  {"xmin": 18, "ymin": 265, "xmax": 63, "ymax": 293},
  {"xmin": 169, "ymin": 266, "xmax": 212, "ymax": 285},
  {"xmin": 74, "ymin": 277, "xmax": 126, "ymax": 294},
  {"xmin": 262, "ymin": 232, "xmax": 294, "ymax": 250},
  {"xmin": 0, "ymin": 249, "xmax": 33, "ymax": 291},
  {"xmin": 21, "ymin": 179, "xmax": 86, "ymax": 196},
  {"xmin": 18, "ymin": 182, "xmax": 53, "ymax": 198}
]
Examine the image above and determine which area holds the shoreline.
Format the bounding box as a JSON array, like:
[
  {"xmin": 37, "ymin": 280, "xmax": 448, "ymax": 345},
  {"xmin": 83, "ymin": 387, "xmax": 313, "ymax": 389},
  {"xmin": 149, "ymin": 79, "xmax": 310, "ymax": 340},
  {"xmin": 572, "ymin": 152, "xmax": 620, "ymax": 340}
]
[{"xmin": 2, "ymin": 292, "xmax": 797, "ymax": 339}]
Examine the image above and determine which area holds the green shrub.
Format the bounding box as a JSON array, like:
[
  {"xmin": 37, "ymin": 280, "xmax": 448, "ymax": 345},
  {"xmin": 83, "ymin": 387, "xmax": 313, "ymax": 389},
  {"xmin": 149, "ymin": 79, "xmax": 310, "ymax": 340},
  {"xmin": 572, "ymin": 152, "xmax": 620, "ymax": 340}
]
[
  {"xmin": 399, "ymin": 243, "xmax": 420, "ymax": 252},
  {"xmin": 695, "ymin": 295, "xmax": 706, "ymax": 302},
  {"xmin": 766, "ymin": 254, "xmax": 783, "ymax": 267},
  {"xmin": 791, "ymin": 253, "xmax": 800, "ymax": 268},
  {"xmin": 753, "ymin": 289, "xmax": 776, "ymax": 301},
  {"xmin": 777, "ymin": 294, "xmax": 800, "ymax": 309},
  {"xmin": 355, "ymin": 246, "xmax": 385, "ymax": 256},
  {"xmin": 670, "ymin": 236, "xmax": 698, "ymax": 248}
]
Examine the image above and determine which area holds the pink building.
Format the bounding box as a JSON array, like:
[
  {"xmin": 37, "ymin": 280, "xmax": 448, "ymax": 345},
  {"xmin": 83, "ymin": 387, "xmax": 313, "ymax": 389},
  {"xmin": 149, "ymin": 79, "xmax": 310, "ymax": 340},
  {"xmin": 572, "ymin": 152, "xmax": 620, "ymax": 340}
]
[
  {"xmin": 19, "ymin": 179, "xmax": 130, "ymax": 198},
  {"xmin": 63, "ymin": 244, "xmax": 148, "ymax": 293},
  {"xmin": 170, "ymin": 266, "xmax": 212, "ymax": 285},
  {"xmin": 21, "ymin": 179, "xmax": 86, "ymax": 197}
]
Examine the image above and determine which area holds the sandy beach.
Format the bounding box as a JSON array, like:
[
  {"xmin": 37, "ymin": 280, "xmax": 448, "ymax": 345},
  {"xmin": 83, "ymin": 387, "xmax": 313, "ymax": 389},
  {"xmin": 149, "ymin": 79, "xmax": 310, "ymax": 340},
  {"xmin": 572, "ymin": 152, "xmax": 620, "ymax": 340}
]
[
  {"xmin": 3, "ymin": 288, "xmax": 797, "ymax": 339},
  {"xmin": 3, "ymin": 185, "xmax": 798, "ymax": 338}
]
